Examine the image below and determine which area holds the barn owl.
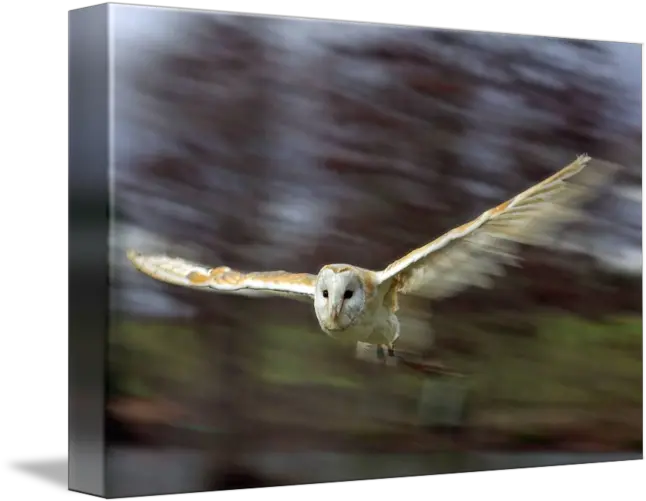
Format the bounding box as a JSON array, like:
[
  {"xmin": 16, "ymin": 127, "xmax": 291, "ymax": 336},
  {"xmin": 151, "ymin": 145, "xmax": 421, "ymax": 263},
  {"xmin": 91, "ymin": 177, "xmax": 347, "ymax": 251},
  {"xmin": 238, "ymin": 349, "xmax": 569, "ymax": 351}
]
[{"xmin": 127, "ymin": 155, "xmax": 617, "ymax": 361}]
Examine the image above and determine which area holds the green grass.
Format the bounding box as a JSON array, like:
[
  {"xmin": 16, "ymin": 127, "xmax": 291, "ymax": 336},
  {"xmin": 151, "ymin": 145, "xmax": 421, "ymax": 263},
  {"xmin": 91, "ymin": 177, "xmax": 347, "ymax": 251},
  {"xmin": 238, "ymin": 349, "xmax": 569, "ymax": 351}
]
[
  {"xmin": 437, "ymin": 313, "xmax": 642, "ymax": 410},
  {"xmin": 108, "ymin": 321, "xmax": 207, "ymax": 398},
  {"xmin": 108, "ymin": 313, "xmax": 642, "ymax": 412}
]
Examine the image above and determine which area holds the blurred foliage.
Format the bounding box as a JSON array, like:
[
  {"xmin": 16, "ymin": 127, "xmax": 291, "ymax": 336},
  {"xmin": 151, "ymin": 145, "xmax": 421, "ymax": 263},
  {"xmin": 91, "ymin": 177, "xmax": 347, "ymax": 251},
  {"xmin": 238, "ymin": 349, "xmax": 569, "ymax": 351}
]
[
  {"xmin": 110, "ymin": 316, "xmax": 641, "ymax": 404},
  {"xmin": 110, "ymin": 13, "xmax": 641, "ymax": 454},
  {"xmin": 109, "ymin": 313, "xmax": 641, "ymax": 445}
]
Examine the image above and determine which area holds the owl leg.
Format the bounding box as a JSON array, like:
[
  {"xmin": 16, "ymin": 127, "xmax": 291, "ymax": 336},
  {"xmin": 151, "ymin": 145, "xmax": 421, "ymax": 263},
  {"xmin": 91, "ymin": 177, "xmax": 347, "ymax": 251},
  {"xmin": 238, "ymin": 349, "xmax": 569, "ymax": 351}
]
[
  {"xmin": 387, "ymin": 319, "xmax": 400, "ymax": 357},
  {"xmin": 384, "ymin": 342, "xmax": 398, "ymax": 367},
  {"xmin": 376, "ymin": 344, "xmax": 387, "ymax": 364}
]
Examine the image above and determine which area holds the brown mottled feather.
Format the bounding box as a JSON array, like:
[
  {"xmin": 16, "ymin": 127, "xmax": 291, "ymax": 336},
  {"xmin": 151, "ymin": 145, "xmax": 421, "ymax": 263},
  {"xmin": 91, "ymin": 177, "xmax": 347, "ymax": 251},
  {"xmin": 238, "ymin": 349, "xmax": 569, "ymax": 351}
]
[{"xmin": 127, "ymin": 251, "xmax": 317, "ymax": 301}]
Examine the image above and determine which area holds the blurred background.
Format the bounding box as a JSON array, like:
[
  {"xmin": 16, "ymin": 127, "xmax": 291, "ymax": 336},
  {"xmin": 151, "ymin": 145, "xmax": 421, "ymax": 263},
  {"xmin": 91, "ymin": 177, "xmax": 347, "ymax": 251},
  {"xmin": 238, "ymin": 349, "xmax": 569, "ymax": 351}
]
[{"xmin": 104, "ymin": 4, "xmax": 641, "ymax": 497}]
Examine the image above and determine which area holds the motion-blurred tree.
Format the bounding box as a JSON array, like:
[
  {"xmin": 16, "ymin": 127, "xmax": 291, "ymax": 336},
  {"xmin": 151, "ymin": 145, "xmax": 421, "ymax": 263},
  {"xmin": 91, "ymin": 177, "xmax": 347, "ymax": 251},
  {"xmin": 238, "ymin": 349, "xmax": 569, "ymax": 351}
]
[{"xmin": 117, "ymin": 15, "xmax": 292, "ymax": 488}]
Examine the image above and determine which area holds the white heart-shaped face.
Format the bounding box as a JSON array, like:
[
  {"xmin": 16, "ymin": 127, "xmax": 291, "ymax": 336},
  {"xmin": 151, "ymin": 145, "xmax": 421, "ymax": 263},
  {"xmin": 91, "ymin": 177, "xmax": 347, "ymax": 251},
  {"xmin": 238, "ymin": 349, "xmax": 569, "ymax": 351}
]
[{"xmin": 314, "ymin": 265, "xmax": 366, "ymax": 333}]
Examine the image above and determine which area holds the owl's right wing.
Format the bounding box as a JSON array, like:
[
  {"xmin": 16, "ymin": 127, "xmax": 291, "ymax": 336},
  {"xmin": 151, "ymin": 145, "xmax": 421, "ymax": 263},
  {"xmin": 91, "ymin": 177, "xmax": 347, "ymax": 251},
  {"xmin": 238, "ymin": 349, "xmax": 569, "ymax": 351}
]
[{"xmin": 127, "ymin": 251, "xmax": 317, "ymax": 302}]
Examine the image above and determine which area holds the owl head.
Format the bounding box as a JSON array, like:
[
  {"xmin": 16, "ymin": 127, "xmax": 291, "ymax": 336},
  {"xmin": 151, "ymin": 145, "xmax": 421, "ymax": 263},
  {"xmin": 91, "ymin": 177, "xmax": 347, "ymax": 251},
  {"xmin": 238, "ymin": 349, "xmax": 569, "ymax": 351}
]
[{"xmin": 313, "ymin": 264, "xmax": 368, "ymax": 334}]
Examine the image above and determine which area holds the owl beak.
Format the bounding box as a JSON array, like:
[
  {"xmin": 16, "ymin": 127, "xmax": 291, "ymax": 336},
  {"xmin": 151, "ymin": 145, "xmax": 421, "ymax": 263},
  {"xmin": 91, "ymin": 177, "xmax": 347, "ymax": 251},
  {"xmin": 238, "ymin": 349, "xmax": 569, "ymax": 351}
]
[{"xmin": 331, "ymin": 303, "xmax": 342, "ymax": 321}]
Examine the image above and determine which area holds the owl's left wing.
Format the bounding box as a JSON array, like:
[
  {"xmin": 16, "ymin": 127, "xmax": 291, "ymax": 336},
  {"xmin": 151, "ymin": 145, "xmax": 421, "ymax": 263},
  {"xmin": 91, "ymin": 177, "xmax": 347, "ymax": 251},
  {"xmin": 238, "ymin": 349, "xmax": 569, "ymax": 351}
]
[
  {"xmin": 375, "ymin": 155, "xmax": 619, "ymax": 299},
  {"xmin": 127, "ymin": 251, "xmax": 317, "ymax": 302}
]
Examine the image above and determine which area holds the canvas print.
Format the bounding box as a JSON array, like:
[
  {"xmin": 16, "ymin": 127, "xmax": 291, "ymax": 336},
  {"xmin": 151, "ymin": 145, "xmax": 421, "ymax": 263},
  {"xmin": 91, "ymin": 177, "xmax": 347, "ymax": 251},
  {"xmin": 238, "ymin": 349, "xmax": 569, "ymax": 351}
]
[{"xmin": 69, "ymin": 3, "xmax": 643, "ymax": 498}]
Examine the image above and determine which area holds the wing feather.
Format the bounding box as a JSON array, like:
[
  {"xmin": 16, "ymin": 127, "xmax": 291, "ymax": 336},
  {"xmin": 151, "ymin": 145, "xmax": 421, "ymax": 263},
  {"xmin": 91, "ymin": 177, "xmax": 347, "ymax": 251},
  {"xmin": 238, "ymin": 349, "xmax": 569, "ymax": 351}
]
[
  {"xmin": 127, "ymin": 251, "xmax": 316, "ymax": 301},
  {"xmin": 376, "ymin": 155, "xmax": 619, "ymax": 299}
]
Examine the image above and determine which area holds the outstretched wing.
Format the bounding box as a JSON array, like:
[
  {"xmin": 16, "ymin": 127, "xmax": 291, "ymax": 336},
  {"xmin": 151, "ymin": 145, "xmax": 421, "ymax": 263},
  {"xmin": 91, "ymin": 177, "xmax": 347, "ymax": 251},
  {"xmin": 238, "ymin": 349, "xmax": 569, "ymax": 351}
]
[
  {"xmin": 376, "ymin": 155, "xmax": 619, "ymax": 299},
  {"xmin": 127, "ymin": 251, "xmax": 317, "ymax": 302}
]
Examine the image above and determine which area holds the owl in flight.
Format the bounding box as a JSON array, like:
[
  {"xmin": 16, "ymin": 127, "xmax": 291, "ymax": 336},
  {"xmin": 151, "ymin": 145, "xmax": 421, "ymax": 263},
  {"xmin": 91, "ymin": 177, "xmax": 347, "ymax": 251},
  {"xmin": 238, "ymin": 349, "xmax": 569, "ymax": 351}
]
[{"xmin": 127, "ymin": 155, "xmax": 617, "ymax": 361}]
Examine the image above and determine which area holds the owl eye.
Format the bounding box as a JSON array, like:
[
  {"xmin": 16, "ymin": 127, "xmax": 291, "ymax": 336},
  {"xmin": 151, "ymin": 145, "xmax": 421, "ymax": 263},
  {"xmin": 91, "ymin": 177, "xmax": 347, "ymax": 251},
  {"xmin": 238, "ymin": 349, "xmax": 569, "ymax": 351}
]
[
  {"xmin": 322, "ymin": 290, "xmax": 329, "ymax": 298},
  {"xmin": 344, "ymin": 290, "xmax": 353, "ymax": 299}
]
